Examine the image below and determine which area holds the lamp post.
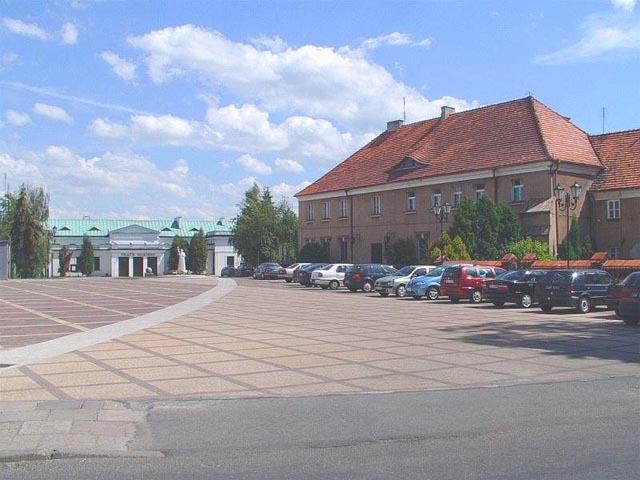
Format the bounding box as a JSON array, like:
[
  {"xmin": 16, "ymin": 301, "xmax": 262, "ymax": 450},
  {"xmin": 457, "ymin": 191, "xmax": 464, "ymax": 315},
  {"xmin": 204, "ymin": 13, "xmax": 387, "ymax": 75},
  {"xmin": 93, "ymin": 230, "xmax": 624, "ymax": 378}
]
[
  {"xmin": 554, "ymin": 182, "xmax": 582, "ymax": 269},
  {"xmin": 432, "ymin": 202, "xmax": 452, "ymax": 264}
]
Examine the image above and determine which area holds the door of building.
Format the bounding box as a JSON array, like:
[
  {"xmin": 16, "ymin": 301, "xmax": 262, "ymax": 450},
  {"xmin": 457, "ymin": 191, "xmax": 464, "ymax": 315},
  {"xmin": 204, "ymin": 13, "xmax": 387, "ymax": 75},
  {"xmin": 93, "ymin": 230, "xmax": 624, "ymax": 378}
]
[
  {"xmin": 147, "ymin": 257, "xmax": 158, "ymax": 275},
  {"xmin": 226, "ymin": 256, "xmax": 235, "ymax": 267},
  {"xmin": 118, "ymin": 257, "xmax": 129, "ymax": 277},
  {"xmin": 133, "ymin": 257, "xmax": 144, "ymax": 277},
  {"xmin": 371, "ymin": 243, "xmax": 383, "ymax": 263}
]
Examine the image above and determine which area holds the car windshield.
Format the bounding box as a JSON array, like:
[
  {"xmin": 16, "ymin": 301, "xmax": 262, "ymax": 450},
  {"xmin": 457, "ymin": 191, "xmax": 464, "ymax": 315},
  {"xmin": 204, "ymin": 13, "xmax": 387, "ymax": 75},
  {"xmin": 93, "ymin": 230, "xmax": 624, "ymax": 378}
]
[
  {"xmin": 395, "ymin": 266, "xmax": 415, "ymax": 276},
  {"xmin": 425, "ymin": 267, "xmax": 444, "ymax": 277},
  {"xmin": 497, "ymin": 270, "xmax": 526, "ymax": 281}
]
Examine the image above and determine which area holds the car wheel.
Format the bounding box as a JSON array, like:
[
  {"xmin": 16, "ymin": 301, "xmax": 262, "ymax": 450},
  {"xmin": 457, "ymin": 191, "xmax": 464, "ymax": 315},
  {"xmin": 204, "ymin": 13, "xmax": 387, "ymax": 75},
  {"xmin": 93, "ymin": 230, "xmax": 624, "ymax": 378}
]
[
  {"xmin": 329, "ymin": 280, "xmax": 340, "ymax": 290},
  {"xmin": 304, "ymin": 283, "xmax": 312, "ymax": 288},
  {"xmin": 426, "ymin": 286, "xmax": 439, "ymax": 301},
  {"xmin": 622, "ymin": 316, "xmax": 640, "ymax": 326},
  {"xmin": 395, "ymin": 285, "xmax": 406, "ymax": 297},
  {"xmin": 470, "ymin": 290, "xmax": 482, "ymax": 303},
  {"xmin": 576, "ymin": 296, "xmax": 591, "ymax": 314},
  {"xmin": 362, "ymin": 281, "xmax": 373, "ymax": 293},
  {"xmin": 412, "ymin": 295, "xmax": 422, "ymax": 300},
  {"xmin": 285, "ymin": 279, "xmax": 292, "ymax": 283},
  {"xmin": 450, "ymin": 297, "xmax": 460, "ymax": 304},
  {"xmin": 520, "ymin": 294, "xmax": 533, "ymax": 309},
  {"xmin": 493, "ymin": 301, "xmax": 505, "ymax": 308},
  {"xmin": 379, "ymin": 292, "xmax": 389, "ymax": 297},
  {"xmin": 541, "ymin": 303, "xmax": 552, "ymax": 312}
]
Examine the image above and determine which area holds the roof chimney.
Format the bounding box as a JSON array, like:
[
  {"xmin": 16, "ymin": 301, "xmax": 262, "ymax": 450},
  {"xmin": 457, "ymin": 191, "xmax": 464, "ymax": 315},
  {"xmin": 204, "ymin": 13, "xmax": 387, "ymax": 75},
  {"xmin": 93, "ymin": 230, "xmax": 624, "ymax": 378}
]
[
  {"xmin": 440, "ymin": 106, "xmax": 455, "ymax": 120},
  {"xmin": 173, "ymin": 216, "xmax": 183, "ymax": 229},
  {"xmin": 386, "ymin": 119, "xmax": 404, "ymax": 132}
]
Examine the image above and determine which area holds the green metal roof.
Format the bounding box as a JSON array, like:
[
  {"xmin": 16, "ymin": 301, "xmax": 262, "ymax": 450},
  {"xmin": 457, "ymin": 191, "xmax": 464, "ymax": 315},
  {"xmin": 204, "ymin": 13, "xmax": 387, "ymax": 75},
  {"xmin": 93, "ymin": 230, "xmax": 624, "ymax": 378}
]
[{"xmin": 45, "ymin": 218, "xmax": 234, "ymax": 238}]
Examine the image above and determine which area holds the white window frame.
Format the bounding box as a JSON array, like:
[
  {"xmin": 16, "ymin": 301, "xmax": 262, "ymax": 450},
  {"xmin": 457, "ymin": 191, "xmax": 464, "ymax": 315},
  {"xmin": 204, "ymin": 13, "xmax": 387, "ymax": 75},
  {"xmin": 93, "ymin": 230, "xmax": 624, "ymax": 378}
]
[
  {"xmin": 338, "ymin": 199, "xmax": 349, "ymax": 218},
  {"xmin": 452, "ymin": 185, "xmax": 462, "ymax": 208},
  {"xmin": 406, "ymin": 191, "xmax": 416, "ymax": 212},
  {"xmin": 321, "ymin": 202, "xmax": 330, "ymax": 220},
  {"xmin": 371, "ymin": 195, "xmax": 381, "ymax": 216},
  {"xmin": 432, "ymin": 189, "xmax": 441, "ymax": 207},
  {"xmin": 609, "ymin": 247, "xmax": 620, "ymax": 259},
  {"xmin": 474, "ymin": 184, "xmax": 485, "ymax": 201},
  {"xmin": 511, "ymin": 179, "xmax": 524, "ymax": 202},
  {"xmin": 607, "ymin": 199, "xmax": 620, "ymax": 220},
  {"xmin": 306, "ymin": 204, "xmax": 314, "ymax": 221}
]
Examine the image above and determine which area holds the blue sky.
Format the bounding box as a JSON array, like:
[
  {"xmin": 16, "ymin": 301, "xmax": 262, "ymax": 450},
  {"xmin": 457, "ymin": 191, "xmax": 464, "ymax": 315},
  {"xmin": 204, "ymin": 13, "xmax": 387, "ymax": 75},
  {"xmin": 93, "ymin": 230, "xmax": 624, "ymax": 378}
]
[{"xmin": 0, "ymin": 0, "xmax": 638, "ymax": 220}]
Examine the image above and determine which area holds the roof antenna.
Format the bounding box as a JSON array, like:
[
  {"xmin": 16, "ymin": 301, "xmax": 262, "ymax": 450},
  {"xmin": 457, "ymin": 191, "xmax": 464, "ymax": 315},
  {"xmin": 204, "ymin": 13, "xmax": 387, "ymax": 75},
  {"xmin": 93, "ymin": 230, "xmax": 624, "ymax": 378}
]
[
  {"xmin": 602, "ymin": 107, "xmax": 606, "ymax": 134},
  {"xmin": 403, "ymin": 97, "xmax": 406, "ymax": 122}
]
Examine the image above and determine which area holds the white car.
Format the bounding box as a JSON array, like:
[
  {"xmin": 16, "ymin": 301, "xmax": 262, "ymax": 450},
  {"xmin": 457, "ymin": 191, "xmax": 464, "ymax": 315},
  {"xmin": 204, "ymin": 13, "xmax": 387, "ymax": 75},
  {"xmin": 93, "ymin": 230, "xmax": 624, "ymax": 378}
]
[
  {"xmin": 374, "ymin": 265, "xmax": 437, "ymax": 297},
  {"xmin": 279, "ymin": 263, "xmax": 311, "ymax": 283},
  {"xmin": 311, "ymin": 263, "xmax": 353, "ymax": 290}
]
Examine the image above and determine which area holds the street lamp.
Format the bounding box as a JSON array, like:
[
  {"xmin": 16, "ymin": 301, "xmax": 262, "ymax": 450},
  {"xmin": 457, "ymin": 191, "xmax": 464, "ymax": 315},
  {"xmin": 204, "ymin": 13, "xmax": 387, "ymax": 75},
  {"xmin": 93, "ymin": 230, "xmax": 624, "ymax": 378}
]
[
  {"xmin": 432, "ymin": 202, "xmax": 452, "ymax": 264},
  {"xmin": 555, "ymin": 182, "xmax": 582, "ymax": 268}
]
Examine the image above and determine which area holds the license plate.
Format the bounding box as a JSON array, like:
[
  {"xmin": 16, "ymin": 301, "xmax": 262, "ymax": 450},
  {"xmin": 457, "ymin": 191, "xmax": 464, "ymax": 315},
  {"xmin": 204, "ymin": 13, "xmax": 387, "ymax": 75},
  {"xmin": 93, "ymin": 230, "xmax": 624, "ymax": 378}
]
[
  {"xmin": 445, "ymin": 279, "xmax": 454, "ymax": 284},
  {"xmin": 489, "ymin": 284, "xmax": 498, "ymax": 289}
]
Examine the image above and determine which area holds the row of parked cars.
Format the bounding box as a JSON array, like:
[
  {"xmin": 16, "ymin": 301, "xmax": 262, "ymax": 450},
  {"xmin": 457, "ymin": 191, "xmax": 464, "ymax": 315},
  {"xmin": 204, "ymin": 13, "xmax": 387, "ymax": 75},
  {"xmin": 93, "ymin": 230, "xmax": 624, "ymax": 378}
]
[{"xmin": 247, "ymin": 261, "xmax": 640, "ymax": 325}]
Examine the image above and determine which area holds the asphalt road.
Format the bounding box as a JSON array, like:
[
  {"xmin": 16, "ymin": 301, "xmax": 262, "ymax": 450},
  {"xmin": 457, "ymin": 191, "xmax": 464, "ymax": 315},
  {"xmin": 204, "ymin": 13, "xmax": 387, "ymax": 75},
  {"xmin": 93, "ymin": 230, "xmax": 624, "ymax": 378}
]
[{"xmin": 2, "ymin": 377, "xmax": 638, "ymax": 480}]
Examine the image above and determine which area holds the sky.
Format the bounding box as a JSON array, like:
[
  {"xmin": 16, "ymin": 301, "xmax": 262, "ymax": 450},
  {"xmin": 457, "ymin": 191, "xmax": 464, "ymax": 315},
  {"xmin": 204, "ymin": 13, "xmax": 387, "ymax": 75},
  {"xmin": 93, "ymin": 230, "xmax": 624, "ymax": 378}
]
[{"xmin": 0, "ymin": 0, "xmax": 638, "ymax": 220}]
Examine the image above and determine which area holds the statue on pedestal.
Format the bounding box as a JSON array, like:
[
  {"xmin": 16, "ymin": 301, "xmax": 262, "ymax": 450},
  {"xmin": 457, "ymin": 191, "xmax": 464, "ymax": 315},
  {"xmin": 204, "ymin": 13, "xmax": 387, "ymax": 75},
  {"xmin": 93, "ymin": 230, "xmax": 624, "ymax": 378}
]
[{"xmin": 177, "ymin": 247, "xmax": 187, "ymax": 274}]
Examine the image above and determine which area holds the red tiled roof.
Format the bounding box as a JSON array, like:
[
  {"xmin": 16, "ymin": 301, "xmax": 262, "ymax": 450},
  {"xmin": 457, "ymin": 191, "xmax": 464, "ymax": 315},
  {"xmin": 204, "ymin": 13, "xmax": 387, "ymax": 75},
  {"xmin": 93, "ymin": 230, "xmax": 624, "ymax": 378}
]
[
  {"xmin": 590, "ymin": 129, "xmax": 640, "ymax": 191},
  {"xmin": 602, "ymin": 260, "xmax": 640, "ymax": 270},
  {"xmin": 297, "ymin": 97, "xmax": 603, "ymax": 197},
  {"xmin": 531, "ymin": 260, "xmax": 594, "ymax": 269}
]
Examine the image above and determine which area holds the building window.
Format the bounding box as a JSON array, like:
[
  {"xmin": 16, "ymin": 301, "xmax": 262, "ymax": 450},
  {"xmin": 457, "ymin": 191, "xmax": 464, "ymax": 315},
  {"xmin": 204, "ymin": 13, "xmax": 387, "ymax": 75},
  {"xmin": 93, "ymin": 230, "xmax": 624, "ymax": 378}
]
[
  {"xmin": 607, "ymin": 199, "xmax": 620, "ymax": 219},
  {"xmin": 474, "ymin": 184, "xmax": 485, "ymax": 201},
  {"xmin": 511, "ymin": 179, "xmax": 524, "ymax": 202},
  {"xmin": 609, "ymin": 247, "xmax": 620, "ymax": 259},
  {"xmin": 340, "ymin": 238, "xmax": 348, "ymax": 261},
  {"xmin": 371, "ymin": 196, "xmax": 381, "ymax": 216},
  {"xmin": 321, "ymin": 202, "xmax": 330, "ymax": 220},
  {"xmin": 432, "ymin": 189, "xmax": 441, "ymax": 207},
  {"xmin": 338, "ymin": 199, "xmax": 349, "ymax": 218},
  {"xmin": 452, "ymin": 185, "xmax": 462, "ymax": 207},
  {"xmin": 94, "ymin": 257, "xmax": 100, "ymax": 271},
  {"xmin": 306, "ymin": 204, "xmax": 314, "ymax": 221},
  {"xmin": 406, "ymin": 191, "xmax": 416, "ymax": 212}
]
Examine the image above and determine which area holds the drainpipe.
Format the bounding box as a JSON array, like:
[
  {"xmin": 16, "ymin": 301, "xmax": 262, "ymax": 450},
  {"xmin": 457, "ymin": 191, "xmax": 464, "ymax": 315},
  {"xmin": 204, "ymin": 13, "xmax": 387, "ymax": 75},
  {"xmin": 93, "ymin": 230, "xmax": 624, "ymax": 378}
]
[
  {"xmin": 346, "ymin": 190, "xmax": 354, "ymax": 263},
  {"xmin": 550, "ymin": 161, "xmax": 560, "ymax": 257}
]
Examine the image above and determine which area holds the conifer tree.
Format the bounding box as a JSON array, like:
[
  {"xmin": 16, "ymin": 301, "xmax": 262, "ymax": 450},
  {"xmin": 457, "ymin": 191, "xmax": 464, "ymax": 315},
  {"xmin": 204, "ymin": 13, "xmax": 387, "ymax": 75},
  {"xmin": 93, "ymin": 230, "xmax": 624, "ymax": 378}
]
[
  {"xmin": 188, "ymin": 229, "xmax": 208, "ymax": 274},
  {"xmin": 78, "ymin": 235, "xmax": 95, "ymax": 276}
]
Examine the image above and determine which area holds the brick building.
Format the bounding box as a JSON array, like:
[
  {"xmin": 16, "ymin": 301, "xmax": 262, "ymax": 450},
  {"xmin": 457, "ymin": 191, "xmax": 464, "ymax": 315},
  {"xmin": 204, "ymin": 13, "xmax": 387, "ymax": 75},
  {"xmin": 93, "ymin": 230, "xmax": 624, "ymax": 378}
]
[{"xmin": 295, "ymin": 97, "xmax": 639, "ymax": 263}]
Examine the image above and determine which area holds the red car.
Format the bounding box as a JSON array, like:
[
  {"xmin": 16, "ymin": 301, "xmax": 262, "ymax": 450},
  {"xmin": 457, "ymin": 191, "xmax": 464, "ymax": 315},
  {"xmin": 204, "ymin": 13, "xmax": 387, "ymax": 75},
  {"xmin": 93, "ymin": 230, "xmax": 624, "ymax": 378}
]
[
  {"xmin": 618, "ymin": 294, "xmax": 640, "ymax": 326},
  {"xmin": 606, "ymin": 272, "xmax": 640, "ymax": 315},
  {"xmin": 441, "ymin": 265, "xmax": 506, "ymax": 303}
]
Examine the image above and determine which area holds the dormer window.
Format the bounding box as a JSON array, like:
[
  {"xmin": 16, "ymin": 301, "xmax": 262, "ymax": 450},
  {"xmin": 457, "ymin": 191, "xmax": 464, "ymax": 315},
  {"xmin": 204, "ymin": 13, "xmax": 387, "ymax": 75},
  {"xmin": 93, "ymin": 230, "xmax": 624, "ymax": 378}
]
[
  {"xmin": 89, "ymin": 227, "xmax": 101, "ymax": 232},
  {"xmin": 59, "ymin": 227, "xmax": 70, "ymax": 231},
  {"xmin": 397, "ymin": 157, "xmax": 419, "ymax": 170}
]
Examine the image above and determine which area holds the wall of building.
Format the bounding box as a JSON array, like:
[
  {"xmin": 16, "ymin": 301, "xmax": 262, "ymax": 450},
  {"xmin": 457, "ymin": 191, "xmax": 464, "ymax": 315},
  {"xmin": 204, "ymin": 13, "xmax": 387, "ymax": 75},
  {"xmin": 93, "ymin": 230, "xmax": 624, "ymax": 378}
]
[
  {"xmin": 0, "ymin": 240, "xmax": 9, "ymax": 280},
  {"xmin": 590, "ymin": 190, "xmax": 640, "ymax": 259}
]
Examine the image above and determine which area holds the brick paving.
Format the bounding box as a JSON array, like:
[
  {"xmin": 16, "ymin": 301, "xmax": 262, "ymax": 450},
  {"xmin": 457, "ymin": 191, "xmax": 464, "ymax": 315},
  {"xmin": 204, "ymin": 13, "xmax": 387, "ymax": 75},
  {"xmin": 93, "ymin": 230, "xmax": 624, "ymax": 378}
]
[{"xmin": 1, "ymin": 277, "xmax": 637, "ymax": 403}]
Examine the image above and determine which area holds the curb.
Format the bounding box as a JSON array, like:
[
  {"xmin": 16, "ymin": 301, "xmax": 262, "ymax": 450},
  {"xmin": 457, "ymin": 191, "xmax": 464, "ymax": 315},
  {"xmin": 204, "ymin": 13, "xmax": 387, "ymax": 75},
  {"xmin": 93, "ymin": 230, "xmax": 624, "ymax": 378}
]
[{"xmin": 0, "ymin": 449, "xmax": 165, "ymax": 463}]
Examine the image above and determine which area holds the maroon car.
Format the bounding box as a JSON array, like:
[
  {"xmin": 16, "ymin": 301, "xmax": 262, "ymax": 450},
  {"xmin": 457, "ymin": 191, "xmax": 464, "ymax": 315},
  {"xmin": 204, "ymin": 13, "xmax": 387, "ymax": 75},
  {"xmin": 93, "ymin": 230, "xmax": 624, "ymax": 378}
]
[
  {"xmin": 606, "ymin": 272, "xmax": 640, "ymax": 315},
  {"xmin": 441, "ymin": 265, "xmax": 506, "ymax": 303}
]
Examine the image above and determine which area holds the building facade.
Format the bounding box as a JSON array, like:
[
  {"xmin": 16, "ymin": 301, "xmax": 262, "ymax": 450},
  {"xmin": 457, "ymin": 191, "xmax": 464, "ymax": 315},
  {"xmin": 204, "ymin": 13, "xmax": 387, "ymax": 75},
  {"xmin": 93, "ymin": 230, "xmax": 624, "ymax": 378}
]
[
  {"xmin": 296, "ymin": 97, "xmax": 639, "ymax": 263},
  {"xmin": 0, "ymin": 240, "xmax": 8, "ymax": 280},
  {"xmin": 46, "ymin": 217, "xmax": 241, "ymax": 277}
]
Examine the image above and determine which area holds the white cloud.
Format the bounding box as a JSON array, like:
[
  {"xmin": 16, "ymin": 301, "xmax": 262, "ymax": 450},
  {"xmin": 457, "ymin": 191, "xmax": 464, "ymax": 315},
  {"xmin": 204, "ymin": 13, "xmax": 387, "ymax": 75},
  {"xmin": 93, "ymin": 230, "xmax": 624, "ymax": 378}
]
[
  {"xmin": 270, "ymin": 180, "xmax": 312, "ymax": 209},
  {"xmin": 1, "ymin": 53, "xmax": 18, "ymax": 66},
  {"xmin": 61, "ymin": 22, "xmax": 78, "ymax": 45},
  {"xmin": 33, "ymin": 103, "xmax": 73, "ymax": 124},
  {"xmin": 127, "ymin": 25, "xmax": 474, "ymax": 132},
  {"xmin": 5, "ymin": 110, "xmax": 31, "ymax": 126},
  {"xmin": 535, "ymin": 14, "xmax": 640, "ymax": 65},
  {"xmin": 2, "ymin": 18, "xmax": 50, "ymax": 41},
  {"xmin": 100, "ymin": 51, "xmax": 137, "ymax": 80},
  {"xmin": 275, "ymin": 158, "xmax": 304, "ymax": 173},
  {"xmin": 360, "ymin": 32, "xmax": 432, "ymax": 49},
  {"xmin": 612, "ymin": 0, "xmax": 636, "ymax": 12},
  {"xmin": 235, "ymin": 154, "xmax": 272, "ymax": 175}
]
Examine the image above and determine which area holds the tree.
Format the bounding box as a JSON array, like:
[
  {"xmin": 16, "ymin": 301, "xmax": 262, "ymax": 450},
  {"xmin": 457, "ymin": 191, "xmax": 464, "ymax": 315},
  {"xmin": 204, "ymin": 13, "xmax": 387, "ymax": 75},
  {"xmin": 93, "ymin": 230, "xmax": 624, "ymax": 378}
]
[
  {"xmin": 58, "ymin": 246, "xmax": 72, "ymax": 277},
  {"xmin": 188, "ymin": 229, "xmax": 208, "ymax": 274},
  {"xmin": 77, "ymin": 236, "xmax": 95, "ymax": 276},
  {"xmin": 385, "ymin": 237, "xmax": 417, "ymax": 267},
  {"xmin": 450, "ymin": 197, "xmax": 477, "ymax": 256},
  {"xmin": 504, "ymin": 237, "xmax": 554, "ymax": 261},
  {"xmin": 495, "ymin": 202, "xmax": 522, "ymax": 253},
  {"xmin": 474, "ymin": 196, "xmax": 499, "ymax": 259},
  {"xmin": 2, "ymin": 185, "xmax": 50, "ymax": 278},
  {"xmin": 298, "ymin": 242, "xmax": 329, "ymax": 263},
  {"xmin": 427, "ymin": 232, "xmax": 470, "ymax": 263},
  {"xmin": 168, "ymin": 235, "xmax": 190, "ymax": 271},
  {"xmin": 558, "ymin": 218, "xmax": 591, "ymax": 261},
  {"xmin": 276, "ymin": 199, "xmax": 298, "ymax": 265}
]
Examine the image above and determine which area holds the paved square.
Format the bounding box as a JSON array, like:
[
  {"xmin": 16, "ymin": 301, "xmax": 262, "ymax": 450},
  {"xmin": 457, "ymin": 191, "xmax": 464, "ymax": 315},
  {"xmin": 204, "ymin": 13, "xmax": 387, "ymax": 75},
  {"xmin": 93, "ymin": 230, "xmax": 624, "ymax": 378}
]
[{"xmin": 0, "ymin": 277, "xmax": 638, "ymax": 402}]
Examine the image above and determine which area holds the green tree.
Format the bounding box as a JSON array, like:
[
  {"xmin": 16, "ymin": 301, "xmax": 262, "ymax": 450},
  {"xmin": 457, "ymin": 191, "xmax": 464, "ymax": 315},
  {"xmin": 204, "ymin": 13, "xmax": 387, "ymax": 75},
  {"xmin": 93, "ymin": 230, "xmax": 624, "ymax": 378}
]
[
  {"xmin": 168, "ymin": 235, "xmax": 190, "ymax": 271},
  {"xmin": 298, "ymin": 242, "xmax": 329, "ymax": 263},
  {"xmin": 2, "ymin": 185, "xmax": 50, "ymax": 278},
  {"xmin": 77, "ymin": 236, "xmax": 95, "ymax": 276},
  {"xmin": 276, "ymin": 199, "xmax": 298, "ymax": 265},
  {"xmin": 475, "ymin": 196, "xmax": 499, "ymax": 259},
  {"xmin": 452, "ymin": 235, "xmax": 471, "ymax": 260},
  {"xmin": 496, "ymin": 202, "xmax": 522, "ymax": 252},
  {"xmin": 558, "ymin": 218, "xmax": 586, "ymax": 261},
  {"xmin": 188, "ymin": 229, "xmax": 208, "ymax": 274},
  {"xmin": 450, "ymin": 197, "xmax": 477, "ymax": 256},
  {"xmin": 427, "ymin": 232, "xmax": 470, "ymax": 263},
  {"xmin": 385, "ymin": 237, "xmax": 417, "ymax": 267},
  {"xmin": 504, "ymin": 237, "xmax": 554, "ymax": 261}
]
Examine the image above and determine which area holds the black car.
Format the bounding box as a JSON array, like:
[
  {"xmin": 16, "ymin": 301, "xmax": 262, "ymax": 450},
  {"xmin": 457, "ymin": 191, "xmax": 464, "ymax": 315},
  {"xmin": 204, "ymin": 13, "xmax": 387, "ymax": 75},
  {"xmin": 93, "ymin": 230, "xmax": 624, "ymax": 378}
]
[
  {"xmin": 296, "ymin": 263, "xmax": 330, "ymax": 287},
  {"xmin": 343, "ymin": 264, "xmax": 397, "ymax": 293},
  {"xmin": 220, "ymin": 266, "xmax": 237, "ymax": 277},
  {"xmin": 617, "ymin": 294, "xmax": 640, "ymax": 325},
  {"xmin": 253, "ymin": 262, "xmax": 282, "ymax": 280},
  {"xmin": 606, "ymin": 272, "xmax": 640, "ymax": 314},
  {"xmin": 237, "ymin": 264, "xmax": 255, "ymax": 277},
  {"xmin": 483, "ymin": 269, "xmax": 547, "ymax": 308},
  {"xmin": 534, "ymin": 269, "xmax": 613, "ymax": 313}
]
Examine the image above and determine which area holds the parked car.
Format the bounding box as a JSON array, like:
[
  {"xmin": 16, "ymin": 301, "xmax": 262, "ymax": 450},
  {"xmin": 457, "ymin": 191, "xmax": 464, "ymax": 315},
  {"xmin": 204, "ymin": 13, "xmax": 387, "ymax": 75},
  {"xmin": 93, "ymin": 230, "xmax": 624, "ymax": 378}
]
[
  {"xmin": 279, "ymin": 263, "xmax": 311, "ymax": 283},
  {"xmin": 237, "ymin": 264, "xmax": 255, "ymax": 277},
  {"xmin": 534, "ymin": 269, "xmax": 613, "ymax": 313},
  {"xmin": 311, "ymin": 263, "xmax": 353, "ymax": 290},
  {"xmin": 617, "ymin": 294, "xmax": 640, "ymax": 325},
  {"xmin": 483, "ymin": 269, "xmax": 548, "ymax": 308},
  {"xmin": 344, "ymin": 264, "xmax": 397, "ymax": 293},
  {"xmin": 406, "ymin": 266, "xmax": 447, "ymax": 300},
  {"xmin": 440, "ymin": 265, "xmax": 507, "ymax": 303},
  {"xmin": 253, "ymin": 262, "xmax": 282, "ymax": 280},
  {"xmin": 296, "ymin": 263, "xmax": 330, "ymax": 287},
  {"xmin": 606, "ymin": 272, "xmax": 640, "ymax": 314},
  {"xmin": 374, "ymin": 265, "xmax": 436, "ymax": 297},
  {"xmin": 220, "ymin": 266, "xmax": 237, "ymax": 277}
]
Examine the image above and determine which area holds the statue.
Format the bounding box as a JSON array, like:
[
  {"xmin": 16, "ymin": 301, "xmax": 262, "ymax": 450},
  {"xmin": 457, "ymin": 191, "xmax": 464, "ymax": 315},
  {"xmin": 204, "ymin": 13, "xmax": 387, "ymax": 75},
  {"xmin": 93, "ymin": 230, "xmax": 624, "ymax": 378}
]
[{"xmin": 177, "ymin": 247, "xmax": 187, "ymax": 274}]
